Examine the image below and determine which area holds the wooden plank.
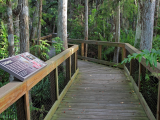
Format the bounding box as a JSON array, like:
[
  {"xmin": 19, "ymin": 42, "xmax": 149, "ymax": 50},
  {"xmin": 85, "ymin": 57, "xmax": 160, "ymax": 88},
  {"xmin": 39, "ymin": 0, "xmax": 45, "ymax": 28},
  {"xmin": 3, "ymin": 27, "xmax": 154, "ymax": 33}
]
[
  {"xmin": 66, "ymin": 56, "xmax": 71, "ymax": 82},
  {"xmin": 24, "ymin": 91, "xmax": 30, "ymax": 120},
  {"xmin": 75, "ymin": 52, "xmax": 77, "ymax": 71},
  {"xmin": 78, "ymin": 56, "xmax": 124, "ymax": 68},
  {"xmin": 81, "ymin": 43, "xmax": 84, "ymax": 57},
  {"xmin": 51, "ymin": 60, "xmax": 148, "ymax": 120},
  {"xmin": 138, "ymin": 63, "xmax": 142, "ymax": 91},
  {"xmin": 0, "ymin": 81, "xmax": 27, "ymax": 113},
  {"xmin": 44, "ymin": 69, "xmax": 79, "ymax": 120},
  {"xmin": 55, "ymin": 67, "xmax": 59, "ymax": 99},
  {"xmin": 122, "ymin": 47, "xmax": 126, "ymax": 61},
  {"xmin": 98, "ymin": 45, "xmax": 102, "ymax": 60},
  {"xmin": 124, "ymin": 71, "xmax": 156, "ymax": 120},
  {"xmin": 68, "ymin": 39, "xmax": 125, "ymax": 47}
]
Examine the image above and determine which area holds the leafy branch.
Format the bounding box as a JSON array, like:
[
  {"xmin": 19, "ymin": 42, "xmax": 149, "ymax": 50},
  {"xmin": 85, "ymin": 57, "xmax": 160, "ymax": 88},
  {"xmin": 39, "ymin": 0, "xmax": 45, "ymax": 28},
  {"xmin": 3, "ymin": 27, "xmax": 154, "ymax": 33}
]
[{"xmin": 121, "ymin": 49, "xmax": 160, "ymax": 68}]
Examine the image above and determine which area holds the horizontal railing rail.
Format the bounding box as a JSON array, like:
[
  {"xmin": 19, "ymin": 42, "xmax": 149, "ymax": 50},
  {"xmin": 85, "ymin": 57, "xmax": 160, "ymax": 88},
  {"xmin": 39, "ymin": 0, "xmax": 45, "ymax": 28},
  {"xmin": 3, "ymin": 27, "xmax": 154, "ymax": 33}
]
[
  {"xmin": 68, "ymin": 38, "xmax": 160, "ymax": 120},
  {"xmin": 0, "ymin": 44, "xmax": 79, "ymax": 120}
]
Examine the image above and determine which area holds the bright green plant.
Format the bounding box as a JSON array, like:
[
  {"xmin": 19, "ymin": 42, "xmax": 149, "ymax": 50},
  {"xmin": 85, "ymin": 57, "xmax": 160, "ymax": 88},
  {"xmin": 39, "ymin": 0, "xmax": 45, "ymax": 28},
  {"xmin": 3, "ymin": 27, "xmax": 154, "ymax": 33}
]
[
  {"xmin": 52, "ymin": 37, "xmax": 64, "ymax": 54},
  {"xmin": 0, "ymin": 22, "xmax": 8, "ymax": 59},
  {"xmin": 121, "ymin": 49, "xmax": 160, "ymax": 68},
  {"xmin": 30, "ymin": 40, "xmax": 50, "ymax": 60}
]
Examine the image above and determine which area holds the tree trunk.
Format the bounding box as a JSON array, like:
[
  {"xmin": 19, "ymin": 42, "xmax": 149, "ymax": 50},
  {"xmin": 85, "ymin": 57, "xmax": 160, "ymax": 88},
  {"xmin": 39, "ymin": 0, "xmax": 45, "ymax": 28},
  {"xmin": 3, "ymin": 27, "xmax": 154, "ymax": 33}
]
[
  {"xmin": 29, "ymin": 0, "xmax": 39, "ymax": 42},
  {"xmin": 19, "ymin": 0, "xmax": 29, "ymax": 53},
  {"xmin": 139, "ymin": 0, "xmax": 156, "ymax": 51},
  {"xmin": 134, "ymin": 3, "xmax": 141, "ymax": 49},
  {"xmin": 58, "ymin": 0, "xmax": 68, "ymax": 50},
  {"xmin": 85, "ymin": 0, "xmax": 88, "ymax": 57},
  {"xmin": 37, "ymin": 0, "xmax": 42, "ymax": 45},
  {"xmin": 7, "ymin": 0, "xmax": 14, "ymax": 82},
  {"xmin": 113, "ymin": 1, "xmax": 120, "ymax": 63},
  {"xmin": 154, "ymin": 0, "xmax": 159, "ymax": 36}
]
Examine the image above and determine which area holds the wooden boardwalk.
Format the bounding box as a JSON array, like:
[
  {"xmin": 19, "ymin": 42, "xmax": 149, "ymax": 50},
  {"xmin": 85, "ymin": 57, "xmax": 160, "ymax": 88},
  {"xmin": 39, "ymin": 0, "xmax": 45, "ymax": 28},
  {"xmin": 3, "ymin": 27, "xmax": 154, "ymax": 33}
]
[{"xmin": 51, "ymin": 60, "xmax": 149, "ymax": 120}]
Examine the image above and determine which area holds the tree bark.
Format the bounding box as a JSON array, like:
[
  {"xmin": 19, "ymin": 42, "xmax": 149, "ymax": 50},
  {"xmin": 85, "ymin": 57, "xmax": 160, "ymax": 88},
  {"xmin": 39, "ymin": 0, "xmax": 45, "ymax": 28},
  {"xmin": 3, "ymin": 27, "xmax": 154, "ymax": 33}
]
[
  {"xmin": 134, "ymin": 3, "xmax": 141, "ymax": 49},
  {"xmin": 154, "ymin": 0, "xmax": 159, "ymax": 36},
  {"xmin": 19, "ymin": 0, "xmax": 29, "ymax": 53},
  {"xmin": 113, "ymin": 1, "xmax": 120, "ymax": 63},
  {"xmin": 29, "ymin": 0, "xmax": 39, "ymax": 42},
  {"xmin": 58, "ymin": 0, "xmax": 68, "ymax": 50},
  {"xmin": 139, "ymin": 0, "xmax": 156, "ymax": 51},
  {"xmin": 6, "ymin": 0, "xmax": 14, "ymax": 82},
  {"xmin": 85, "ymin": 0, "xmax": 88, "ymax": 57},
  {"xmin": 37, "ymin": 0, "xmax": 42, "ymax": 45}
]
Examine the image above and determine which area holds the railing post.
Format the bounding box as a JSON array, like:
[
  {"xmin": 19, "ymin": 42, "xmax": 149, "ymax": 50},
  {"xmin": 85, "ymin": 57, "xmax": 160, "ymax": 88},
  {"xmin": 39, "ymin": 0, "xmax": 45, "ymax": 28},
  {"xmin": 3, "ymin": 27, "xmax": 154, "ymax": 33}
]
[
  {"xmin": 81, "ymin": 43, "xmax": 84, "ymax": 57},
  {"xmin": 130, "ymin": 59, "xmax": 133, "ymax": 76},
  {"xmin": 66, "ymin": 56, "xmax": 71, "ymax": 81},
  {"xmin": 98, "ymin": 45, "xmax": 102, "ymax": 60},
  {"xmin": 75, "ymin": 52, "xmax": 77, "ymax": 71},
  {"xmin": 122, "ymin": 47, "xmax": 126, "ymax": 61},
  {"xmin": 55, "ymin": 67, "xmax": 59, "ymax": 99},
  {"xmin": 157, "ymin": 81, "xmax": 160, "ymax": 120},
  {"xmin": 138, "ymin": 63, "xmax": 142, "ymax": 91},
  {"xmin": 24, "ymin": 91, "xmax": 31, "ymax": 120},
  {"xmin": 50, "ymin": 69, "xmax": 57, "ymax": 104}
]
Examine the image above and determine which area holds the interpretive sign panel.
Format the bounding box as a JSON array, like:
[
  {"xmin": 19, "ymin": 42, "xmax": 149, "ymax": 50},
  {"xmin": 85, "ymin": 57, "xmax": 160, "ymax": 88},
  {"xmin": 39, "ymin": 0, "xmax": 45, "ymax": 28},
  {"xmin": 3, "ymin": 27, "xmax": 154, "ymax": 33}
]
[{"xmin": 0, "ymin": 52, "xmax": 47, "ymax": 81}]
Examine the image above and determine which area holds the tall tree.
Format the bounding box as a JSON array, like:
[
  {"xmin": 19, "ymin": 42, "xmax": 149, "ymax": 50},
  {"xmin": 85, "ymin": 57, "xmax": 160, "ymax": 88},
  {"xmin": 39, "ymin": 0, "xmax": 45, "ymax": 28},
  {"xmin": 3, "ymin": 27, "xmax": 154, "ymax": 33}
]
[
  {"xmin": 138, "ymin": 0, "xmax": 156, "ymax": 51},
  {"xmin": 134, "ymin": 3, "xmax": 141, "ymax": 49},
  {"xmin": 6, "ymin": 0, "xmax": 14, "ymax": 81},
  {"xmin": 85, "ymin": 0, "xmax": 88, "ymax": 57},
  {"xmin": 29, "ymin": 0, "xmax": 39, "ymax": 42},
  {"xmin": 57, "ymin": 0, "xmax": 68, "ymax": 50},
  {"xmin": 113, "ymin": 1, "xmax": 120, "ymax": 63},
  {"xmin": 19, "ymin": 0, "xmax": 29, "ymax": 52},
  {"xmin": 37, "ymin": 0, "xmax": 43, "ymax": 45},
  {"xmin": 154, "ymin": 0, "xmax": 159, "ymax": 36}
]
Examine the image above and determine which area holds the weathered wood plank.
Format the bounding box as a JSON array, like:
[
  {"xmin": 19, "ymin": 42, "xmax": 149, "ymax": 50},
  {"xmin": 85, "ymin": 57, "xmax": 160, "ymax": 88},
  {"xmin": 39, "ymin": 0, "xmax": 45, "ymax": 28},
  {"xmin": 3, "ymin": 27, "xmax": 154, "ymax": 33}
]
[{"xmin": 51, "ymin": 60, "xmax": 148, "ymax": 120}]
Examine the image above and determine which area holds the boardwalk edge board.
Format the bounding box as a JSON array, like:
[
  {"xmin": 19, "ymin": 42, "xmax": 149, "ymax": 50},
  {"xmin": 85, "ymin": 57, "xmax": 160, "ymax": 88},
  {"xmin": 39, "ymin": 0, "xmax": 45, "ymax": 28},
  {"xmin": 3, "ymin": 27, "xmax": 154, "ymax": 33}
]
[
  {"xmin": 44, "ymin": 69, "xmax": 79, "ymax": 120},
  {"xmin": 124, "ymin": 66, "xmax": 156, "ymax": 120}
]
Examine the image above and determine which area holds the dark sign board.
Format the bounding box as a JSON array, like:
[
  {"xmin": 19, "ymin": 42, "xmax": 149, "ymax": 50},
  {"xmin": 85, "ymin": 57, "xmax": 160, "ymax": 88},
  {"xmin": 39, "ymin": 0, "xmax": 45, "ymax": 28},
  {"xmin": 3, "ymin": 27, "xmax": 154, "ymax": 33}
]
[{"xmin": 0, "ymin": 52, "xmax": 47, "ymax": 81}]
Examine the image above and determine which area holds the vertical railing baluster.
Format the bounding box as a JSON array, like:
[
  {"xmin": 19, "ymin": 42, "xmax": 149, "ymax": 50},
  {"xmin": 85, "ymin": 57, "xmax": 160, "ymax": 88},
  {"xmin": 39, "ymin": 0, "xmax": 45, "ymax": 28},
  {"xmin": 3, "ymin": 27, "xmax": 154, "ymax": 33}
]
[
  {"xmin": 98, "ymin": 45, "xmax": 102, "ymax": 60},
  {"xmin": 81, "ymin": 43, "xmax": 84, "ymax": 57},
  {"xmin": 66, "ymin": 56, "xmax": 71, "ymax": 82},
  {"xmin": 122, "ymin": 47, "xmax": 126, "ymax": 61},
  {"xmin": 138, "ymin": 63, "xmax": 142, "ymax": 91},
  {"xmin": 75, "ymin": 52, "xmax": 77, "ymax": 71},
  {"xmin": 50, "ymin": 69, "xmax": 57, "ymax": 104},
  {"xmin": 55, "ymin": 67, "xmax": 59, "ymax": 99},
  {"xmin": 24, "ymin": 91, "xmax": 30, "ymax": 120},
  {"xmin": 130, "ymin": 59, "xmax": 133, "ymax": 76},
  {"xmin": 157, "ymin": 81, "xmax": 160, "ymax": 120}
]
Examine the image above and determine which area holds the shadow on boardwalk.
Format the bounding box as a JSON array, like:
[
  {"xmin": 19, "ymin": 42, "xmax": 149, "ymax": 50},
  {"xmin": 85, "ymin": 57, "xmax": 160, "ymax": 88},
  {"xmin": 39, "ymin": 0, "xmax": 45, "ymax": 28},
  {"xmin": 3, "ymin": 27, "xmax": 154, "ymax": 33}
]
[{"xmin": 51, "ymin": 60, "xmax": 148, "ymax": 120}]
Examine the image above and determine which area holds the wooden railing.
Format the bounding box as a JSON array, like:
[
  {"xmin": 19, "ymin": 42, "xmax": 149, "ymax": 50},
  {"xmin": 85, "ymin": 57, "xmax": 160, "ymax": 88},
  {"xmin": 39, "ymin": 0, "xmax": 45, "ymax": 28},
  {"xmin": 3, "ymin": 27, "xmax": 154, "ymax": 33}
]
[
  {"xmin": 0, "ymin": 44, "xmax": 79, "ymax": 120},
  {"xmin": 68, "ymin": 39, "xmax": 160, "ymax": 120}
]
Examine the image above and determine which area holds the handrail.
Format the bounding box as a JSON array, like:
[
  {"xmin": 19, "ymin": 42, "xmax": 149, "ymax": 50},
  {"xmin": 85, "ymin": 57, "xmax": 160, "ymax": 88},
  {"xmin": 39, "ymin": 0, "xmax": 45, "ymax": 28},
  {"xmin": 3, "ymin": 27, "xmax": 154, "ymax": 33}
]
[
  {"xmin": 68, "ymin": 38, "xmax": 160, "ymax": 120},
  {"xmin": 0, "ymin": 44, "xmax": 79, "ymax": 120}
]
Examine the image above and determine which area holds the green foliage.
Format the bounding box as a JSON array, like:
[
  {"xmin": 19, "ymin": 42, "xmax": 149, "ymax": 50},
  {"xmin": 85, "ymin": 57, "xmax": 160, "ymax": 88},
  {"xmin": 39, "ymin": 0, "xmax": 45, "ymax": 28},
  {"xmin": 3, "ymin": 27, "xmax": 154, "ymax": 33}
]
[
  {"xmin": 121, "ymin": 49, "xmax": 160, "ymax": 68},
  {"xmin": 120, "ymin": 29, "xmax": 135, "ymax": 46},
  {"xmin": 52, "ymin": 37, "xmax": 64, "ymax": 54},
  {"xmin": 31, "ymin": 77, "xmax": 50, "ymax": 104},
  {"xmin": 30, "ymin": 40, "xmax": 50, "ymax": 61},
  {"xmin": 0, "ymin": 22, "xmax": 8, "ymax": 59}
]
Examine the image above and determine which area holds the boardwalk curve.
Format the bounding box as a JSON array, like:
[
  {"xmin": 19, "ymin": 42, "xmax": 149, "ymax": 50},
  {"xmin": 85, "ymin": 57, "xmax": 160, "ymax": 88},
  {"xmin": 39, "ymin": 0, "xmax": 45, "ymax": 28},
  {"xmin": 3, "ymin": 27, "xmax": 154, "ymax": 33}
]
[{"xmin": 51, "ymin": 60, "xmax": 148, "ymax": 120}]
